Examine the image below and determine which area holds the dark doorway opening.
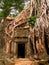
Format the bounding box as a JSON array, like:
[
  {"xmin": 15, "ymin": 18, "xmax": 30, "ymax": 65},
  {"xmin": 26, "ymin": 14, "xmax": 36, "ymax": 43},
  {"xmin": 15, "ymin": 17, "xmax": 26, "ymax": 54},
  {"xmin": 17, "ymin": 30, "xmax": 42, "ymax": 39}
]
[{"xmin": 18, "ymin": 43, "xmax": 25, "ymax": 58}]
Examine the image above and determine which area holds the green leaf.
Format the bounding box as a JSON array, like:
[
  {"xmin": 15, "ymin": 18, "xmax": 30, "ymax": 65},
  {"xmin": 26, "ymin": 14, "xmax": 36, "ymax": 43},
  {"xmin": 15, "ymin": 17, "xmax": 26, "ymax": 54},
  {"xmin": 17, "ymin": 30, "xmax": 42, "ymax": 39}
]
[{"xmin": 28, "ymin": 15, "xmax": 37, "ymax": 27}]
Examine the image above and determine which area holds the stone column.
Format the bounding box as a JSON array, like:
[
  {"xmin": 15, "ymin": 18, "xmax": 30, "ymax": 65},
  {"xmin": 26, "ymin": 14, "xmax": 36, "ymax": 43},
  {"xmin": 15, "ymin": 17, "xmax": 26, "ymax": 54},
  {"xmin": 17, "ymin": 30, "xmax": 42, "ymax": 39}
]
[
  {"xmin": 11, "ymin": 42, "xmax": 14, "ymax": 53},
  {"xmin": 11, "ymin": 42, "xmax": 18, "ymax": 58},
  {"xmin": 6, "ymin": 42, "xmax": 10, "ymax": 54},
  {"xmin": 13, "ymin": 42, "xmax": 16, "ymax": 54},
  {"xmin": 14, "ymin": 42, "xmax": 18, "ymax": 58},
  {"xmin": 25, "ymin": 43, "xmax": 27, "ymax": 58}
]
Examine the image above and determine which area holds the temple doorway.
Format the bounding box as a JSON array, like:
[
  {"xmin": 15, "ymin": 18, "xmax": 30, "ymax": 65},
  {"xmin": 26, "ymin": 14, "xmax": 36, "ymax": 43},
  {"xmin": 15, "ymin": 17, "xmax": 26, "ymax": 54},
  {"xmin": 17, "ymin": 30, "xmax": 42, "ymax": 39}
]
[{"xmin": 17, "ymin": 43, "xmax": 25, "ymax": 58}]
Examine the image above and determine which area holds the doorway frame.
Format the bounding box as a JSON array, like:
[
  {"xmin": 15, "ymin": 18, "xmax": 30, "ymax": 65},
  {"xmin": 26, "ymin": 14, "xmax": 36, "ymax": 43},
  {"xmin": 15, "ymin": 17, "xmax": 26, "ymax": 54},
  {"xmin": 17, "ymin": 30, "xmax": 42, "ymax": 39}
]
[{"xmin": 16, "ymin": 42, "xmax": 27, "ymax": 58}]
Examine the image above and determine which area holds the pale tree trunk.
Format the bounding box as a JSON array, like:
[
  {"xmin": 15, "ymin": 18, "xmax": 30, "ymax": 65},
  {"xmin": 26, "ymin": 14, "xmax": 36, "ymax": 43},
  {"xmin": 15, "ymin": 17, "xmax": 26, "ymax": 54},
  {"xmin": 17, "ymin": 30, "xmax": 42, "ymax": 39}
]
[{"xmin": 30, "ymin": 0, "xmax": 33, "ymax": 16}]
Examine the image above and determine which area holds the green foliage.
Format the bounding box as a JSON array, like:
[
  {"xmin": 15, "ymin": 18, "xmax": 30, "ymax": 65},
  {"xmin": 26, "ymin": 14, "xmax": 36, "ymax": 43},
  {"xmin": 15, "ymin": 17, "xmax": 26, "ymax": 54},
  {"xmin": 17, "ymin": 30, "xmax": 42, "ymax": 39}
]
[
  {"xmin": 0, "ymin": 0, "xmax": 24, "ymax": 17},
  {"xmin": 13, "ymin": 0, "xmax": 24, "ymax": 12},
  {"xmin": 28, "ymin": 15, "xmax": 37, "ymax": 27},
  {"xmin": 0, "ymin": 0, "xmax": 13, "ymax": 17},
  {"xmin": 0, "ymin": 11, "xmax": 4, "ymax": 17}
]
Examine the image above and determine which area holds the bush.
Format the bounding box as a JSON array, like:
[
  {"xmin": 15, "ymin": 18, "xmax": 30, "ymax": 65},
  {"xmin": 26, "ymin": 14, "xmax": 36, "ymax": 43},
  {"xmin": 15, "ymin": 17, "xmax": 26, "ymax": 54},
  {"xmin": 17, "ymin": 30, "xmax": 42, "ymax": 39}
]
[{"xmin": 28, "ymin": 15, "xmax": 37, "ymax": 27}]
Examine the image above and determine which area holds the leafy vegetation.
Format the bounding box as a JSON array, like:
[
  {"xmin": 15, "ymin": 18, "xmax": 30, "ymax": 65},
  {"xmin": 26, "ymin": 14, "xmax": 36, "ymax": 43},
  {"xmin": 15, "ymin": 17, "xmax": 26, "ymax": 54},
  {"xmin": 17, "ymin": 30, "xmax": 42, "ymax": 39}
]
[
  {"xmin": 0, "ymin": 0, "xmax": 13, "ymax": 17},
  {"xmin": 0, "ymin": 11, "xmax": 4, "ymax": 17},
  {"xmin": 28, "ymin": 15, "xmax": 37, "ymax": 27},
  {"xmin": 0, "ymin": 0, "xmax": 24, "ymax": 17}
]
